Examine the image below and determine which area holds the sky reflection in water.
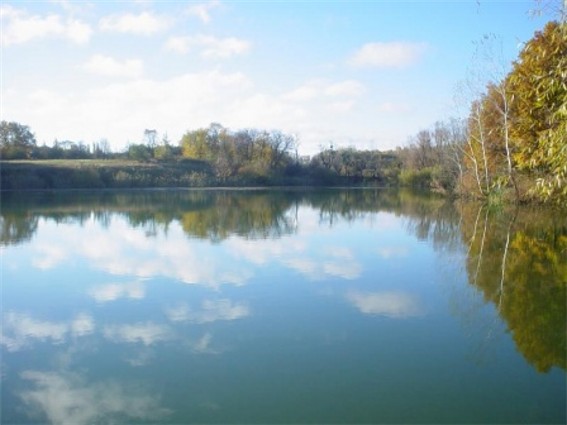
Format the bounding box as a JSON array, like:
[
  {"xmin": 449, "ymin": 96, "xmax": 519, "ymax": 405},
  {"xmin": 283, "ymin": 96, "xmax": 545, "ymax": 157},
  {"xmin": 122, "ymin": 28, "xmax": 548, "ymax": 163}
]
[{"xmin": 1, "ymin": 189, "xmax": 565, "ymax": 424}]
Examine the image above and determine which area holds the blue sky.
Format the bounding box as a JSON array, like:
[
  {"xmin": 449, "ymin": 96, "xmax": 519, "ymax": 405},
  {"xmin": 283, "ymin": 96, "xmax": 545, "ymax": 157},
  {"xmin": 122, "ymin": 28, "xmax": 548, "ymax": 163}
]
[{"xmin": 0, "ymin": 1, "xmax": 554, "ymax": 155}]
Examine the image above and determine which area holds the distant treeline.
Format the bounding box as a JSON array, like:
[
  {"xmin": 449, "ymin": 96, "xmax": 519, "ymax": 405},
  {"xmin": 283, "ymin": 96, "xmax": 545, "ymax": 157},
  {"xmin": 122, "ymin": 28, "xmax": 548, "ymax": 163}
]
[{"xmin": 0, "ymin": 122, "xmax": 403, "ymax": 189}]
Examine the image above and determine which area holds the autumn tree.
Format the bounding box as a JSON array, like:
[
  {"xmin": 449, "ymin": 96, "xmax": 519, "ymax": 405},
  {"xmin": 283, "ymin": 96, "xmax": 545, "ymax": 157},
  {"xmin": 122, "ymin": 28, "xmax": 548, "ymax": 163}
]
[
  {"xmin": 507, "ymin": 20, "xmax": 567, "ymax": 203},
  {"xmin": 179, "ymin": 124, "xmax": 297, "ymax": 183}
]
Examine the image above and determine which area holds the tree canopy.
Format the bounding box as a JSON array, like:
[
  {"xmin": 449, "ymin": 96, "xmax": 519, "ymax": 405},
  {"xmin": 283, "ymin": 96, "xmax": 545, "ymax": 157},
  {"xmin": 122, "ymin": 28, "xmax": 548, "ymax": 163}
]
[
  {"xmin": 0, "ymin": 121, "xmax": 37, "ymax": 159},
  {"xmin": 456, "ymin": 20, "xmax": 567, "ymax": 203},
  {"xmin": 507, "ymin": 21, "xmax": 567, "ymax": 202}
]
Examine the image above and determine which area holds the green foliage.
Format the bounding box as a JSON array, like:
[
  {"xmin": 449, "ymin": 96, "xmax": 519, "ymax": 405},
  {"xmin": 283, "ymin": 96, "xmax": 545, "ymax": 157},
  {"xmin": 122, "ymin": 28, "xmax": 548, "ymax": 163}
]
[
  {"xmin": 309, "ymin": 147, "xmax": 400, "ymax": 185},
  {"xmin": 399, "ymin": 119, "xmax": 466, "ymax": 194},
  {"xmin": 0, "ymin": 160, "xmax": 215, "ymax": 190},
  {"xmin": 154, "ymin": 144, "xmax": 177, "ymax": 161},
  {"xmin": 128, "ymin": 144, "xmax": 153, "ymax": 162},
  {"xmin": 0, "ymin": 121, "xmax": 37, "ymax": 159},
  {"xmin": 399, "ymin": 167, "xmax": 435, "ymax": 188}
]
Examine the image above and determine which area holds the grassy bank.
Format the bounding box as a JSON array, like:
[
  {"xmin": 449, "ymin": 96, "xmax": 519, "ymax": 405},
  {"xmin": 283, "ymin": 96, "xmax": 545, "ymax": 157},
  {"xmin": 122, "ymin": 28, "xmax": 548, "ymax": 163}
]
[
  {"xmin": 0, "ymin": 159, "xmax": 395, "ymax": 191},
  {"xmin": 0, "ymin": 159, "xmax": 216, "ymax": 190}
]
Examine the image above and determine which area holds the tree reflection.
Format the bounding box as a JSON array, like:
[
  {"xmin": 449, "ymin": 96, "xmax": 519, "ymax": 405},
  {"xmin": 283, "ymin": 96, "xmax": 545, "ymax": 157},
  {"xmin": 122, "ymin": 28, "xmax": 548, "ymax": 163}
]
[
  {"xmin": 179, "ymin": 192, "xmax": 297, "ymax": 241},
  {"xmin": 3, "ymin": 189, "xmax": 453, "ymax": 243},
  {"xmin": 459, "ymin": 203, "xmax": 567, "ymax": 372},
  {"xmin": 0, "ymin": 212, "xmax": 38, "ymax": 245},
  {"xmin": 0, "ymin": 190, "xmax": 301, "ymax": 242}
]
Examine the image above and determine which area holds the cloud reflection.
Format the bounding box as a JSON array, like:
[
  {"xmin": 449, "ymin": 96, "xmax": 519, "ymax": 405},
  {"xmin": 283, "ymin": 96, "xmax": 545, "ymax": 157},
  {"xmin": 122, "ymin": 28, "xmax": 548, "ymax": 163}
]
[
  {"xmin": 377, "ymin": 246, "xmax": 409, "ymax": 259},
  {"xmin": 70, "ymin": 313, "xmax": 95, "ymax": 337},
  {"xmin": 189, "ymin": 332, "xmax": 222, "ymax": 354},
  {"xmin": 1, "ymin": 312, "xmax": 94, "ymax": 351},
  {"xmin": 32, "ymin": 243, "xmax": 68, "ymax": 269},
  {"xmin": 25, "ymin": 218, "xmax": 248, "ymax": 287},
  {"xmin": 229, "ymin": 238, "xmax": 363, "ymax": 280},
  {"xmin": 347, "ymin": 290, "xmax": 422, "ymax": 318},
  {"xmin": 19, "ymin": 370, "xmax": 170, "ymax": 425},
  {"xmin": 88, "ymin": 281, "xmax": 145, "ymax": 303},
  {"xmin": 103, "ymin": 322, "xmax": 172, "ymax": 346},
  {"xmin": 165, "ymin": 299, "xmax": 250, "ymax": 324},
  {"xmin": 27, "ymin": 212, "xmax": 369, "ymax": 289}
]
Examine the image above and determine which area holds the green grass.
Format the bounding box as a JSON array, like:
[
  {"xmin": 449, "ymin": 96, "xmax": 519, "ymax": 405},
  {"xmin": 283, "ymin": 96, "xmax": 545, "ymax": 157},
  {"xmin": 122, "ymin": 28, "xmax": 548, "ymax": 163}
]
[{"xmin": 0, "ymin": 159, "xmax": 214, "ymax": 190}]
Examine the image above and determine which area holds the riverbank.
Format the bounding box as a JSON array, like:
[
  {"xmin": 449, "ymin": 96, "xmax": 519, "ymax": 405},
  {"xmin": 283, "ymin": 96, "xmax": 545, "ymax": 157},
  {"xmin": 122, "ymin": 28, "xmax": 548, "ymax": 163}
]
[
  {"xmin": 0, "ymin": 159, "xmax": 390, "ymax": 190},
  {"xmin": 0, "ymin": 159, "xmax": 217, "ymax": 190}
]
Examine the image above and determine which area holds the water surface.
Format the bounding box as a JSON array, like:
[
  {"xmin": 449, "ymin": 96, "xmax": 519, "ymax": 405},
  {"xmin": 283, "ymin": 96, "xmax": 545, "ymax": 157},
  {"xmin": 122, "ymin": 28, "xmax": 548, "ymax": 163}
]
[{"xmin": 1, "ymin": 189, "xmax": 565, "ymax": 424}]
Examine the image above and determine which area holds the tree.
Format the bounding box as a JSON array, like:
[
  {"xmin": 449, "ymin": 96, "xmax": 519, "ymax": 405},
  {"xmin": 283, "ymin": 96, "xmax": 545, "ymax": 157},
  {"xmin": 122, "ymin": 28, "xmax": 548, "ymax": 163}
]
[
  {"xmin": 93, "ymin": 139, "xmax": 111, "ymax": 158},
  {"xmin": 128, "ymin": 143, "xmax": 152, "ymax": 161},
  {"xmin": 507, "ymin": 20, "xmax": 567, "ymax": 202},
  {"xmin": 143, "ymin": 129, "xmax": 158, "ymax": 148},
  {"xmin": 181, "ymin": 128, "xmax": 210, "ymax": 160},
  {"xmin": 457, "ymin": 21, "xmax": 566, "ymax": 203},
  {"xmin": 0, "ymin": 121, "xmax": 37, "ymax": 159}
]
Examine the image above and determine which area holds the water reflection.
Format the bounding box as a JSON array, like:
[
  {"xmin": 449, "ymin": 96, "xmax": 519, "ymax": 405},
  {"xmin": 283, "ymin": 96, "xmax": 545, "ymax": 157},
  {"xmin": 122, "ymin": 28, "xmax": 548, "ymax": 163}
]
[
  {"xmin": 2, "ymin": 311, "xmax": 95, "ymax": 352},
  {"xmin": 164, "ymin": 299, "xmax": 250, "ymax": 324},
  {"xmin": 1, "ymin": 188, "xmax": 565, "ymax": 423},
  {"xmin": 459, "ymin": 203, "xmax": 567, "ymax": 372},
  {"xmin": 88, "ymin": 280, "xmax": 145, "ymax": 303},
  {"xmin": 19, "ymin": 370, "xmax": 170, "ymax": 424},
  {"xmin": 1, "ymin": 189, "xmax": 452, "ymax": 243},
  {"xmin": 346, "ymin": 290, "xmax": 422, "ymax": 318},
  {"xmin": 0, "ymin": 211, "xmax": 38, "ymax": 245},
  {"xmin": 0, "ymin": 190, "xmax": 299, "ymax": 244}
]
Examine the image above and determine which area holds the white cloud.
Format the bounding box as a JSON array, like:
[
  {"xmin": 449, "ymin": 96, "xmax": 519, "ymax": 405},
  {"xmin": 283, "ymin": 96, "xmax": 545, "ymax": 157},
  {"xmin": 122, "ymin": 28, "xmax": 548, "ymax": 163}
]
[
  {"xmin": 50, "ymin": 1, "xmax": 94, "ymax": 15},
  {"xmin": 4, "ymin": 67, "xmax": 392, "ymax": 156},
  {"xmin": 282, "ymin": 84, "xmax": 319, "ymax": 102},
  {"xmin": 283, "ymin": 79, "xmax": 364, "ymax": 102},
  {"xmin": 349, "ymin": 41, "xmax": 427, "ymax": 68},
  {"xmin": 164, "ymin": 35, "xmax": 190, "ymax": 54},
  {"xmin": 0, "ymin": 5, "xmax": 92, "ymax": 46},
  {"xmin": 327, "ymin": 100, "xmax": 356, "ymax": 113},
  {"xmin": 376, "ymin": 102, "xmax": 411, "ymax": 113},
  {"xmin": 99, "ymin": 11, "xmax": 170, "ymax": 35},
  {"xmin": 5, "ymin": 69, "xmax": 253, "ymax": 151},
  {"xmin": 324, "ymin": 80, "xmax": 365, "ymax": 97},
  {"xmin": 346, "ymin": 290, "xmax": 422, "ymax": 318},
  {"xmin": 88, "ymin": 281, "xmax": 145, "ymax": 303},
  {"xmin": 186, "ymin": 0, "xmax": 221, "ymax": 24},
  {"xmin": 103, "ymin": 322, "xmax": 172, "ymax": 346},
  {"xmin": 1, "ymin": 312, "xmax": 94, "ymax": 351},
  {"xmin": 165, "ymin": 35, "xmax": 251, "ymax": 59},
  {"xmin": 19, "ymin": 370, "xmax": 169, "ymax": 425},
  {"xmin": 83, "ymin": 54, "xmax": 144, "ymax": 78},
  {"xmin": 165, "ymin": 299, "xmax": 250, "ymax": 324}
]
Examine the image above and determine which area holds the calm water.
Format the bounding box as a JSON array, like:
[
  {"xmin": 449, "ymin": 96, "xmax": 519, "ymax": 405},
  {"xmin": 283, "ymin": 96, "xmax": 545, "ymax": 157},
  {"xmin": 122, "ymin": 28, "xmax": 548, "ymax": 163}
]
[{"xmin": 1, "ymin": 189, "xmax": 565, "ymax": 424}]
